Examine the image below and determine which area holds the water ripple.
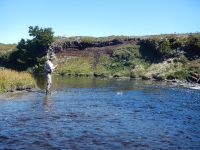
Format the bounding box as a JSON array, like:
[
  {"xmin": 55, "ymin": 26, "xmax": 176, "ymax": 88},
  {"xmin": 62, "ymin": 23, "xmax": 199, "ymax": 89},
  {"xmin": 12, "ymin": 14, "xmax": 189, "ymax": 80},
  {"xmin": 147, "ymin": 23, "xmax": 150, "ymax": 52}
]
[{"xmin": 0, "ymin": 78, "xmax": 200, "ymax": 149}]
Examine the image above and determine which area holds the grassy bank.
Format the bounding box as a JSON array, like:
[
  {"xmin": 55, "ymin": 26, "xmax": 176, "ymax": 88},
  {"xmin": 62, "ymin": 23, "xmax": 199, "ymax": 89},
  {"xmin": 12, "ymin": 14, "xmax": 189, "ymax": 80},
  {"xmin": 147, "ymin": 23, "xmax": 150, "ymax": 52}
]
[
  {"xmin": 1, "ymin": 31, "xmax": 199, "ymax": 84},
  {"xmin": 55, "ymin": 55, "xmax": 191, "ymax": 79},
  {"xmin": 0, "ymin": 69, "xmax": 35, "ymax": 93},
  {"xmin": 54, "ymin": 43, "xmax": 200, "ymax": 83},
  {"xmin": 56, "ymin": 56, "xmax": 94, "ymax": 76}
]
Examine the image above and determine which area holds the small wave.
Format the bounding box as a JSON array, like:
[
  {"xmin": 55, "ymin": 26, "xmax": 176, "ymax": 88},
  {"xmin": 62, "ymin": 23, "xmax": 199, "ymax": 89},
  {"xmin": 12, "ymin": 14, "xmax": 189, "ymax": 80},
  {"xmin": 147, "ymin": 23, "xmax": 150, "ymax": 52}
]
[
  {"xmin": 188, "ymin": 86, "xmax": 200, "ymax": 90},
  {"xmin": 180, "ymin": 83, "xmax": 200, "ymax": 90},
  {"xmin": 116, "ymin": 91, "xmax": 123, "ymax": 95}
]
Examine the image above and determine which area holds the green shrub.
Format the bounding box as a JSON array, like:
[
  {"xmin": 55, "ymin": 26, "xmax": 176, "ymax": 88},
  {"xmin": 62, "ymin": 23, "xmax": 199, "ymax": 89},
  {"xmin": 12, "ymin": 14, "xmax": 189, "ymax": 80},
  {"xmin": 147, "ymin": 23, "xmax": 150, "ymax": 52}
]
[
  {"xmin": 185, "ymin": 34, "xmax": 200, "ymax": 58},
  {"xmin": 139, "ymin": 38, "xmax": 160, "ymax": 62},
  {"xmin": 7, "ymin": 26, "xmax": 54, "ymax": 71},
  {"xmin": 159, "ymin": 40, "xmax": 171, "ymax": 55},
  {"xmin": 139, "ymin": 38, "xmax": 173, "ymax": 62},
  {"xmin": 112, "ymin": 45, "xmax": 140, "ymax": 61}
]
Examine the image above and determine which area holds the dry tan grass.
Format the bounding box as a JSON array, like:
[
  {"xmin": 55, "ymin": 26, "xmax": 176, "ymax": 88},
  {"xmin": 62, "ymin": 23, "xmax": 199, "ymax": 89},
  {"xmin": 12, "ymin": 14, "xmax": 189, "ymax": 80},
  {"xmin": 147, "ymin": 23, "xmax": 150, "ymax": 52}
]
[{"xmin": 0, "ymin": 68, "xmax": 35, "ymax": 92}]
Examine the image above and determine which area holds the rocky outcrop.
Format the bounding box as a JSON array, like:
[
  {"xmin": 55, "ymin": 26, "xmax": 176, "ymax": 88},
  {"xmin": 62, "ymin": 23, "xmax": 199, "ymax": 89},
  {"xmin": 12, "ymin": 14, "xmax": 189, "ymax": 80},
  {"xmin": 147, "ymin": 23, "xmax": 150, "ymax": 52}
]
[
  {"xmin": 49, "ymin": 38, "xmax": 123, "ymax": 52},
  {"xmin": 141, "ymin": 75, "xmax": 151, "ymax": 80},
  {"xmin": 187, "ymin": 72, "xmax": 200, "ymax": 84},
  {"xmin": 93, "ymin": 72, "xmax": 107, "ymax": 78},
  {"xmin": 49, "ymin": 37, "xmax": 139, "ymax": 53},
  {"xmin": 152, "ymin": 74, "xmax": 165, "ymax": 81}
]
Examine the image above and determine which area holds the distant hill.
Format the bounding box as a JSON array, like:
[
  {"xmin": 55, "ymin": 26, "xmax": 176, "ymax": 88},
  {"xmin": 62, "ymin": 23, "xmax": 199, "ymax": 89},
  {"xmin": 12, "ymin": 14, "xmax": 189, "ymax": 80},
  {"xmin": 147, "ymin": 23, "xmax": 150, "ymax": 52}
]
[{"xmin": 0, "ymin": 43, "xmax": 16, "ymax": 52}]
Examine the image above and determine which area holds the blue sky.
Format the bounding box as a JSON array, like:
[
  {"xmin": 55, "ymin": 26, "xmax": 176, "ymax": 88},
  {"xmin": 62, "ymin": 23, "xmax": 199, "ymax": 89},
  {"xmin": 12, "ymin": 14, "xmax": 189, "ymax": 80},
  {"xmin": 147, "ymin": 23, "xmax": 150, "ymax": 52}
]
[{"xmin": 0, "ymin": 0, "xmax": 199, "ymax": 43}]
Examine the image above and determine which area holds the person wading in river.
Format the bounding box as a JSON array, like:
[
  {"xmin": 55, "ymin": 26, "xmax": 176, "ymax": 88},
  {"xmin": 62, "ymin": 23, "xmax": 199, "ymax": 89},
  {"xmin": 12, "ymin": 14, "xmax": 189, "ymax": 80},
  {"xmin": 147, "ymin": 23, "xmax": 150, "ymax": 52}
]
[{"xmin": 45, "ymin": 57, "xmax": 57, "ymax": 94}]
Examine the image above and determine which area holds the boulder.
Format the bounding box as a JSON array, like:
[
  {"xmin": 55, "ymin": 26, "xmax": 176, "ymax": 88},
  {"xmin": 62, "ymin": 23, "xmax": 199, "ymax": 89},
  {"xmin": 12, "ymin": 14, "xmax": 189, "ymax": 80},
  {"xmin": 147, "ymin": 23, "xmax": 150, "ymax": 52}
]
[
  {"xmin": 187, "ymin": 75, "xmax": 198, "ymax": 83},
  {"xmin": 198, "ymin": 79, "xmax": 200, "ymax": 84},
  {"xmin": 130, "ymin": 71, "xmax": 137, "ymax": 78},
  {"xmin": 152, "ymin": 74, "xmax": 164, "ymax": 81},
  {"xmin": 166, "ymin": 75, "xmax": 176, "ymax": 80},
  {"xmin": 113, "ymin": 74, "xmax": 121, "ymax": 78},
  {"xmin": 141, "ymin": 75, "xmax": 151, "ymax": 80},
  {"xmin": 189, "ymin": 72, "xmax": 199, "ymax": 79},
  {"xmin": 187, "ymin": 72, "xmax": 200, "ymax": 84},
  {"xmin": 94, "ymin": 72, "xmax": 107, "ymax": 78}
]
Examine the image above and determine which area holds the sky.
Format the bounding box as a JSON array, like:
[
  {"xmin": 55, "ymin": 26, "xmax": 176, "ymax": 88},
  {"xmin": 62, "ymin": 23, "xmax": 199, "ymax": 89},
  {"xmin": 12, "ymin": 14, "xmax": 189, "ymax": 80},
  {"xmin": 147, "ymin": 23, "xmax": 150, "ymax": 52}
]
[{"xmin": 0, "ymin": 0, "xmax": 200, "ymax": 43}]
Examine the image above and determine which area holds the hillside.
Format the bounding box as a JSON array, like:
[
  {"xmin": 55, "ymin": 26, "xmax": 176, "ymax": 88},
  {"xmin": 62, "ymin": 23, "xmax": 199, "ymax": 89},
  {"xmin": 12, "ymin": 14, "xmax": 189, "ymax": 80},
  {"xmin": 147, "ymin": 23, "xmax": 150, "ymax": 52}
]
[
  {"xmin": 0, "ymin": 43, "xmax": 16, "ymax": 66},
  {"xmin": 47, "ymin": 34, "xmax": 200, "ymax": 84},
  {"xmin": 1, "ymin": 33, "xmax": 199, "ymax": 84}
]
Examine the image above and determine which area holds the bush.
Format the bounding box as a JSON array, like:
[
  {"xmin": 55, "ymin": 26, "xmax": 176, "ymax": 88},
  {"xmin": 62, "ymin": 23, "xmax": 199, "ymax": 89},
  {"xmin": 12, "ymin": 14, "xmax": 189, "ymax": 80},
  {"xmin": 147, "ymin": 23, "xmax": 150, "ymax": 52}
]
[
  {"xmin": 185, "ymin": 34, "xmax": 200, "ymax": 59},
  {"xmin": 112, "ymin": 45, "xmax": 140, "ymax": 61},
  {"xmin": 159, "ymin": 40, "xmax": 171, "ymax": 55},
  {"xmin": 139, "ymin": 38, "xmax": 172, "ymax": 62},
  {"xmin": 169, "ymin": 38, "xmax": 183, "ymax": 49},
  {"xmin": 139, "ymin": 38, "xmax": 160, "ymax": 62},
  {"xmin": 7, "ymin": 26, "xmax": 54, "ymax": 71}
]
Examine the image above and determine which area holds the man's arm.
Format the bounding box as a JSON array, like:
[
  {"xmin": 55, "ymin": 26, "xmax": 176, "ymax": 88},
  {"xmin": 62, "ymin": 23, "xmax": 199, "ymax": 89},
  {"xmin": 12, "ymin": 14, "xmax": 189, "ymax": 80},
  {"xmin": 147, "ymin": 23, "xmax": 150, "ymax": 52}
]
[{"xmin": 52, "ymin": 65, "xmax": 57, "ymax": 70}]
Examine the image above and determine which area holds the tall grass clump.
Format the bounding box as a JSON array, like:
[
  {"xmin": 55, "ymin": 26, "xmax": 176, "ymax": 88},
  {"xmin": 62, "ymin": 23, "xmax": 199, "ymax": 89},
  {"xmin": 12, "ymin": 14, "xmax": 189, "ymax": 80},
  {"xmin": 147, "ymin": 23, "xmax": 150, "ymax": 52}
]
[{"xmin": 0, "ymin": 69, "xmax": 35, "ymax": 93}]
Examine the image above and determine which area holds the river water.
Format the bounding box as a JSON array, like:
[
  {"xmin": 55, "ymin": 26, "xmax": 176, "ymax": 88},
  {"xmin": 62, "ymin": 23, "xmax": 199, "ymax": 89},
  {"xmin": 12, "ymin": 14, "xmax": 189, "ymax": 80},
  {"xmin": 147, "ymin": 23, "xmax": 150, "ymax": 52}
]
[{"xmin": 0, "ymin": 76, "xmax": 200, "ymax": 150}]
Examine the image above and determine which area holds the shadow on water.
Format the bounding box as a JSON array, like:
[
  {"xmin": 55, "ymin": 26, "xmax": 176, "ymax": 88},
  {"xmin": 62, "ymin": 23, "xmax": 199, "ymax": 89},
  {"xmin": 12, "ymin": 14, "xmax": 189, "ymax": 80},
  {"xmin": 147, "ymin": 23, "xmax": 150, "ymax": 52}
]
[{"xmin": 0, "ymin": 75, "xmax": 200, "ymax": 149}]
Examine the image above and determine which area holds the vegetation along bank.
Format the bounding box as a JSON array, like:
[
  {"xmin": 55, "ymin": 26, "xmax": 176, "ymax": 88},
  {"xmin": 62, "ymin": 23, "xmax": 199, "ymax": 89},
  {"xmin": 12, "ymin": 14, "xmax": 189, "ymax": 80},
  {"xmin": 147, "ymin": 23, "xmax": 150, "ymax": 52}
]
[
  {"xmin": 0, "ymin": 26, "xmax": 200, "ymax": 87},
  {"xmin": 0, "ymin": 68, "xmax": 35, "ymax": 93}
]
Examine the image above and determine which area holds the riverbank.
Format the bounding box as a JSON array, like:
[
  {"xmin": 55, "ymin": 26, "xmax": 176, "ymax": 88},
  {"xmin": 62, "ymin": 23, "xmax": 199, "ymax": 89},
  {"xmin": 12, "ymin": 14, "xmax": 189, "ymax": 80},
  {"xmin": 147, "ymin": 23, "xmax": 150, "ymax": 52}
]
[
  {"xmin": 1, "ymin": 33, "xmax": 200, "ymax": 85},
  {"xmin": 0, "ymin": 69, "xmax": 36, "ymax": 93},
  {"xmin": 54, "ymin": 54, "xmax": 200, "ymax": 84},
  {"xmin": 48, "ymin": 34, "xmax": 200, "ymax": 84}
]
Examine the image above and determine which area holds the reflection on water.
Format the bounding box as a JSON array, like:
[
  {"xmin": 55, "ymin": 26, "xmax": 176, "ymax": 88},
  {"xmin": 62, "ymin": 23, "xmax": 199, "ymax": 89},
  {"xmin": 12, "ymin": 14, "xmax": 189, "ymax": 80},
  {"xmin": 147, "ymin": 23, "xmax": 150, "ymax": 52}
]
[
  {"xmin": 34, "ymin": 75, "xmax": 46, "ymax": 90},
  {"xmin": 43, "ymin": 94, "xmax": 52, "ymax": 112},
  {"xmin": 0, "ymin": 76, "xmax": 200, "ymax": 149}
]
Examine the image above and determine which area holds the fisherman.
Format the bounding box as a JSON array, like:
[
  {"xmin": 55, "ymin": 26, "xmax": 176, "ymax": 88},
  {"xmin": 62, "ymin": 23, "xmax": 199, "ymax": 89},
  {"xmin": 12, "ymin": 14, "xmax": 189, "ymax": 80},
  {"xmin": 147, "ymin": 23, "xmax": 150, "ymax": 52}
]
[{"xmin": 45, "ymin": 57, "xmax": 57, "ymax": 94}]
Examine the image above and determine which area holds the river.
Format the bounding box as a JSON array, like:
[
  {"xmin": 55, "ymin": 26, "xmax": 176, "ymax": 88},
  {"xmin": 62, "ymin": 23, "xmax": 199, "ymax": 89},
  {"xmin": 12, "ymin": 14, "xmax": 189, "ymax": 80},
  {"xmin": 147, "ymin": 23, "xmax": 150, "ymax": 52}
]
[{"xmin": 0, "ymin": 76, "xmax": 200, "ymax": 149}]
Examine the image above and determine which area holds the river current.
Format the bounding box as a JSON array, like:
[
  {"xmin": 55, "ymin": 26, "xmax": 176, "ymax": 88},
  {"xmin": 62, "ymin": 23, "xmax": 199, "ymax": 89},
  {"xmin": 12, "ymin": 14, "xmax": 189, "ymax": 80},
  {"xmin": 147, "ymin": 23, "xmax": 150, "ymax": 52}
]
[{"xmin": 0, "ymin": 77, "xmax": 200, "ymax": 149}]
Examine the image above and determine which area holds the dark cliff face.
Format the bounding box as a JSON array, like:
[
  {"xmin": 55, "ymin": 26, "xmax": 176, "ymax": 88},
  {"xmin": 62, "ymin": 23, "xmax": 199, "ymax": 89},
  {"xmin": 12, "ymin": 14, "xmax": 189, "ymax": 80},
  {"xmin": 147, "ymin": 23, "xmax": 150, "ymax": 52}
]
[
  {"xmin": 62, "ymin": 39, "xmax": 124, "ymax": 50},
  {"xmin": 49, "ymin": 37, "xmax": 140, "ymax": 53}
]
